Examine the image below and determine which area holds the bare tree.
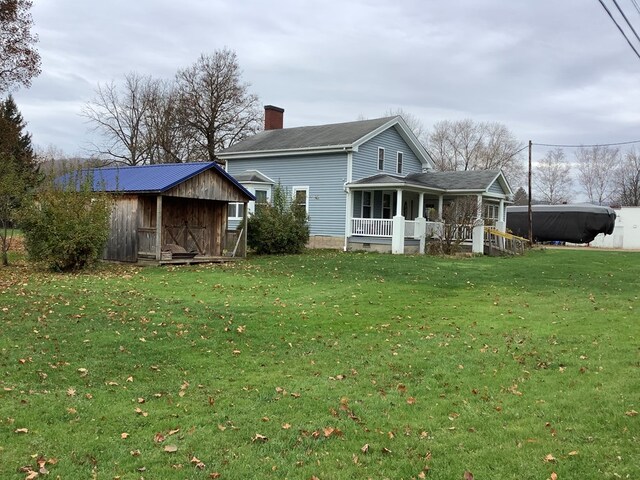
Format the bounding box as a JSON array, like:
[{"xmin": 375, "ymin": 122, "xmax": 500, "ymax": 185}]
[
  {"xmin": 429, "ymin": 196, "xmax": 479, "ymax": 255},
  {"xmin": 575, "ymin": 145, "xmax": 620, "ymax": 205},
  {"xmin": 534, "ymin": 148, "xmax": 573, "ymax": 204},
  {"xmin": 615, "ymin": 148, "xmax": 640, "ymax": 206},
  {"xmin": 0, "ymin": 0, "xmax": 41, "ymax": 93},
  {"xmin": 82, "ymin": 72, "xmax": 154, "ymax": 165},
  {"xmin": 384, "ymin": 108, "xmax": 427, "ymax": 144},
  {"xmin": 426, "ymin": 119, "xmax": 525, "ymax": 186},
  {"xmin": 143, "ymin": 79, "xmax": 200, "ymax": 164},
  {"xmin": 175, "ymin": 49, "xmax": 262, "ymax": 163}
]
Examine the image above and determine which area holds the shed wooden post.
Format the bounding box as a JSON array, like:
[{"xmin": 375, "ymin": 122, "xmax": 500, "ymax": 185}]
[
  {"xmin": 155, "ymin": 195, "xmax": 163, "ymax": 260},
  {"xmin": 242, "ymin": 201, "xmax": 248, "ymax": 256}
]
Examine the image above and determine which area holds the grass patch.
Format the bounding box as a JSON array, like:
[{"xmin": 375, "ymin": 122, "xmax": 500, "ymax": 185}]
[{"xmin": 0, "ymin": 250, "xmax": 638, "ymax": 479}]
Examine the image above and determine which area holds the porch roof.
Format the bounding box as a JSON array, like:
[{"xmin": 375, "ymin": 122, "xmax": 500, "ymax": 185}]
[{"xmin": 348, "ymin": 170, "xmax": 512, "ymax": 196}]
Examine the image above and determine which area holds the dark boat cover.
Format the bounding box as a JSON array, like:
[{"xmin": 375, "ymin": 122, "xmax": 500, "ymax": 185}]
[{"xmin": 506, "ymin": 204, "xmax": 616, "ymax": 243}]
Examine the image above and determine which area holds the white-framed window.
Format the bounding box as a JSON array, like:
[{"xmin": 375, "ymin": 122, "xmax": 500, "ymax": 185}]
[
  {"xmin": 228, "ymin": 202, "xmax": 245, "ymax": 219},
  {"xmin": 292, "ymin": 186, "xmax": 309, "ymax": 214},
  {"xmin": 396, "ymin": 151, "xmax": 403, "ymax": 174},
  {"xmin": 255, "ymin": 189, "xmax": 268, "ymax": 205},
  {"xmin": 378, "ymin": 147, "xmax": 385, "ymax": 170},
  {"xmin": 362, "ymin": 191, "xmax": 372, "ymax": 218},
  {"xmin": 483, "ymin": 203, "xmax": 498, "ymax": 223}
]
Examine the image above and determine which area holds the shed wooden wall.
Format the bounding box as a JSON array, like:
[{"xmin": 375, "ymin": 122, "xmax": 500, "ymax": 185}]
[
  {"xmin": 137, "ymin": 196, "xmax": 228, "ymax": 257},
  {"xmin": 161, "ymin": 197, "xmax": 228, "ymax": 256},
  {"xmin": 104, "ymin": 195, "xmax": 139, "ymax": 262}
]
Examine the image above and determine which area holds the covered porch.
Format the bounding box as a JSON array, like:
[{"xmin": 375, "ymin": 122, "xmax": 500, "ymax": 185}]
[{"xmin": 345, "ymin": 170, "xmax": 511, "ymax": 254}]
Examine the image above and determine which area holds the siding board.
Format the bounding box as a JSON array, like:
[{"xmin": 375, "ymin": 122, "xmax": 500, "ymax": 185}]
[
  {"xmin": 353, "ymin": 126, "xmax": 423, "ymax": 180},
  {"xmin": 227, "ymin": 153, "xmax": 348, "ymax": 236}
]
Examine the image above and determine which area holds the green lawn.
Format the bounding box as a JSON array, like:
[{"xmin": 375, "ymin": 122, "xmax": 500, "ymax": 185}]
[{"xmin": 0, "ymin": 250, "xmax": 638, "ymax": 479}]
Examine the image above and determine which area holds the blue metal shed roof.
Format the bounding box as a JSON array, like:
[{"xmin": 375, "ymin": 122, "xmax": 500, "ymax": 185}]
[{"xmin": 66, "ymin": 162, "xmax": 255, "ymax": 200}]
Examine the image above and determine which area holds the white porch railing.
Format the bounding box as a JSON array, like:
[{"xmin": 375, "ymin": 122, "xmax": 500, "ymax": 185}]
[
  {"xmin": 351, "ymin": 218, "xmax": 393, "ymax": 237},
  {"xmin": 351, "ymin": 218, "xmax": 477, "ymax": 242},
  {"xmin": 404, "ymin": 220, "xmax": 416, "ymax": 238},
  {"xmin": 426, "ymin": 221, "xmax": 444, "ymax": 238}
]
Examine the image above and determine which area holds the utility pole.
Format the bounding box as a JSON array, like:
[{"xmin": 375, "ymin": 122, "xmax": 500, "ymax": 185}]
[{"xmin": 528, "ymin": 140, "xmax": 533, "ymax": 244}]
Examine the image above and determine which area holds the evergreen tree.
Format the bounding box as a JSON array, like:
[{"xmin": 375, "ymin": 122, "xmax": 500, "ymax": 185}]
[{"xmin": 0, "ymin": 94, "xmax": 38, "ymax": 182}]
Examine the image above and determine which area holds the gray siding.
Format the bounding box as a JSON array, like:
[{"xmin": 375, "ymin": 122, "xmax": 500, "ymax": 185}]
[
  {"xmin": 227, "ymin": 152, "xmax": 348, "ymax": 236},
  {"xmin": 488, "ymin": 179, "xmax": 505, "ymax": 195},
  {"xmin": 352, "ymin": 126, "xmax": 423, "ymax": 180}
]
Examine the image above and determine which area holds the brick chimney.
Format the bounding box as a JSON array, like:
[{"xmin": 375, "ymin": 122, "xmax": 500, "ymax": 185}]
[{"xmin": 264, "ymin": 105, "xmax": 284, "ymax": 130}]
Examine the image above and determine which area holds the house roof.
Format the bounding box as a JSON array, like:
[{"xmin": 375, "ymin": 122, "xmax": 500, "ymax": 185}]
[
  {"xmin": 218, "ymin": 116, "xmax": 435, "ymax": 169},
  {"xmin": 349, "ymin": 170, "xmax": 512, "ymax": 196},
  {"xmin": 221, "ymin": 117, "xmax": 396, "ymax": 153},
  {"xmin": 64, "ymin": 162, "xmax": 254, "ymax": 199},
  {"xmin": 233, "ymin": 169, "xmax": 275, "ymax": 184}
]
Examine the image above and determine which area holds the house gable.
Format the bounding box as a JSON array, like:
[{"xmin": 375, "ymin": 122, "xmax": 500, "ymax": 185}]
[
  {"xmin": 353, "ymin": 125, "xmax": 424, "ymax": 181},
  {"xmin": 164, "ymin": 168, "xmax": 253, "ymax": 202}
]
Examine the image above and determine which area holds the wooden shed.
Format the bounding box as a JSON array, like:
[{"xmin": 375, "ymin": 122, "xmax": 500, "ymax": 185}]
[{"xmin": 86, "ymin": 162, "xmax": 254, "ymax": 263}]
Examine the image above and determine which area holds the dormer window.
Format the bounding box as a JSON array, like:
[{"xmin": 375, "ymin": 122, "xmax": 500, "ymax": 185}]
[{"xmin": 378, "ymin": 147, "xmax": 385, "ymax": 170}]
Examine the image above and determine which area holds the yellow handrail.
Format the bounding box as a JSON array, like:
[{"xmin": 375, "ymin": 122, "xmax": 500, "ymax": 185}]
[{"xmin": 484, "ymin": 227, "xmax": 528, "ymax": 243}]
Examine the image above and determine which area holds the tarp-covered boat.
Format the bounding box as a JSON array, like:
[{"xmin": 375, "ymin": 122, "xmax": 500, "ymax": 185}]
[{"xmin": 506, "ymin": 204, "xmax": 616, "ymax": 243}]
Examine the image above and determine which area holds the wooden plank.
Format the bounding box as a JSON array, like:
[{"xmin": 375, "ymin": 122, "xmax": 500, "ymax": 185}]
[{"xmin": 155, "ymin": 195, "xmax": 162, "ymax": 260}]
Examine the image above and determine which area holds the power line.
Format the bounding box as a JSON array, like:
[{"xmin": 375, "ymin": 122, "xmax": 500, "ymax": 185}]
[
  {"xmin": 631, "ymin": 0, "xmax": 640, "ymax": 16},
  {"xmin": 534, "ymin": 139, "xmax": 640, "ymax": 148},
  {"xmin": 612, "ymin": 0, "xmax": 640, "ymax": 43},
  {"xmin": 597, "ymin": 0, "xmax": 640, "ymax": 60}
]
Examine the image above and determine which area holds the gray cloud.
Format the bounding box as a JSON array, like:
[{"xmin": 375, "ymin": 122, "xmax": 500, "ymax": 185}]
[{"xmin": 10, "ymin": 0, "xmax": 640, "ymax": 158}]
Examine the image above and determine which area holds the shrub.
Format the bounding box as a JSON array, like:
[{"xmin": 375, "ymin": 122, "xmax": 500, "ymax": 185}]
[
  {"xmin": 247, "ymin": 183, "xmax": 309, "ymax": 254},
  {"xmin": 429, "ymin": 196, "xmax": 480, "ymax": 255},
  {"xmin": 20, "ymin": 175, "xmax": 111, "ymax": 271}
]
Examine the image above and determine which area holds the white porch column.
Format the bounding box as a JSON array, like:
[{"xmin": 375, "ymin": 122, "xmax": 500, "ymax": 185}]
[
  {"xmin": 414, "ymin": 217, "xmax": 426, "ymax": 254},
  {"xmin": 437, "ymin": 195, "xmax": 444, "ymax": 220},
  {"xmin": 496, "ymin": 199, "xmax": 506, "ymax": 233},
  {"xmin": 392, "ymin": 189, "xmax": 405, "ymax": 254},
  {"xmin": 472, "ymin": 194, "xmax": 484, "ymax": 254},
  {"xmin": 395, "ymin": 189, "xmax": 403, "ymax": 216},
  {"xmin": 415, "ymin": 192, "xmax": 426, "ymax": 254},
  {"xmin": 344, "ymin": 188, "xmax": 352, "ymax": 251}
]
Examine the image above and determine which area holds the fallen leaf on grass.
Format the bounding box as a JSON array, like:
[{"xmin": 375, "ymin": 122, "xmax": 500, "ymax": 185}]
[
  {"xmin": 549, "ymin": 473, "xmax": 558, "ymax": 480},
  {"xmin": 568, "ymin": 450, "xmax": 579, "ymax": 456},
  {"xmin": 544, "ymin": 453, "xmax": 556, "ymax": 463},
  {"xmin": 361, "ymin": 444, "xmax": 369, "ymax": 454},
  {"xmin": 164, "ymin": 445, "xmax": 178, "ymax": 453},
  {"xmin": 282, "ymin": 423, "xmax": 291, "ymax": 430},
  {"xmin": 252, "ymin": 433, "xmax": 268, "ymax": 443},
  {"xmin": 625, "ymin": 410, "xmax": 638, "ymax": 417},
  {"xmin": 121, "ymin": 432, "xmax": 129, "ymax": 439},
  {"xmin": 407, "ymin": 397, "xmax": 416, "ymax": 405},
  {"xmin": 14, "ymin": 428, "xmax": 29, "ymax": 434},
  {"xmin": 464, "ymin": 471, "xmax": 474, "ymax": 480},
  {"xmin": 209, "ymin": 473, "xmax": 221, "ymax": 479}
]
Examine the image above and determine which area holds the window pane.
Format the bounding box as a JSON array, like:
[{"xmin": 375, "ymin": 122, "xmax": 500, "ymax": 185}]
[
  {"xmin": 227, "ymin": 203, "xmax": 236, "ymax": 217},
  {"xmin": 397, "ymin": 152, "xmax": 403, "ymax": 174},
  {"xmin": 378, "ymin": 148, "xmax": 384, "ymax": 170},
  {"xmin": 255, "ymin": 190, "xmax": 268, "ymax": 204}
]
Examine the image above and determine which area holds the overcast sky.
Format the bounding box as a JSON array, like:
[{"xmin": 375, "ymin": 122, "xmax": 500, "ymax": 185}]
[{"xmin": 12, "ymin": 0, "xmax": 640, "ymax": 161}]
